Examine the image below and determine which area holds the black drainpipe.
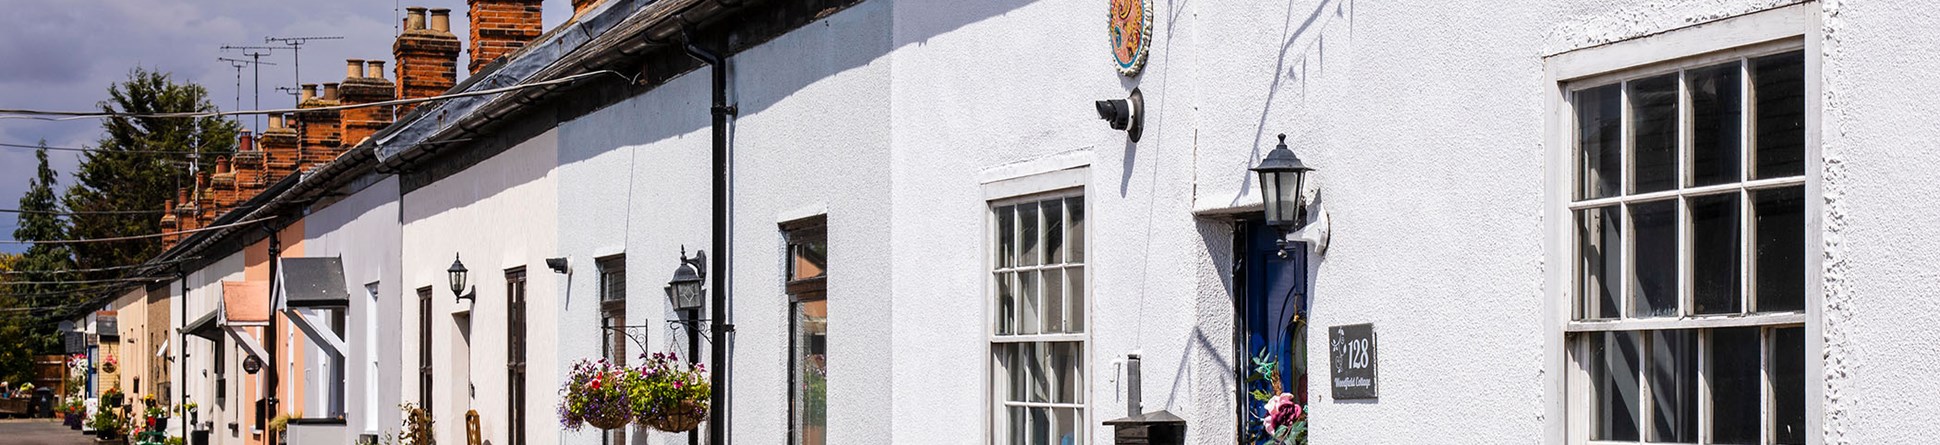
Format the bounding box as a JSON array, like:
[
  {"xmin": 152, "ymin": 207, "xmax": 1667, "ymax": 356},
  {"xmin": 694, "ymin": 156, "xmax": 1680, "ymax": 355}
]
[
  {"xmin": 683, "ymin": 25, "xmax": 736, "ymax": 445},
  {"xmin": 262, "ymin": 224, "xmax": 281, "ymax": 431},
  {"xmin": 178, "ymin": 266, "xmax": 188, "ymax": 429}
]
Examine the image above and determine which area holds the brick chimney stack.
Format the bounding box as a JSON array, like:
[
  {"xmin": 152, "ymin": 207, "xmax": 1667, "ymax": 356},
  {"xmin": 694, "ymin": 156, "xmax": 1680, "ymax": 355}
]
[
  {"xmin": 289, "ymin": 76, "xmax": 342, "ymax": 178},
  {"xmin": 395, "ymin": 6, "xmax": 461, "ymax": 116},
  {"xmin": 571, "ymin": 0, "xmax": 602, "ymax": 19},
  {"xmin": 467, "ymin": 0, "xmax": 543, "ymax": 74},
  {"xmin": 159, "ymin": 198, "xmax": 179, "ymax": 247},
  {"xmin": 337, "ymin": 58, "xmax": 397, "ymax": 158}
]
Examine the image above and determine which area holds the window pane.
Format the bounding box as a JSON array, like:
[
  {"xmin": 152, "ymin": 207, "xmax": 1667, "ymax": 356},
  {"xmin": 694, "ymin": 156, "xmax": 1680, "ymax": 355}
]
[
  {"xmin": 1689, "ymin": 62, "xmax": 1744, "ymax": 187},
  {"xmin": 1709, "ymin": 327, "xmax": 1761, "ymax": 444},
  {"xmin": 1043, "ymin": 270, "xmax": 1064, "ymax": 333},
  {"xmin": 1053, "ymin": 342, "xmax": 1080, "ymax": 403},
  {"xmin": 1773, "ymin": 327, "xmax": 1806, "ymax": 445},
  {"xmin": 998, "ymin": 205, "xmax": 1016, "ymax": 268},
  {"xmin": 1630, "ymin": 74, "xmax": 1679, "ymax": 193},
  {"xmin": 1754, "ymin": 51, "xmax": 1806, "ymax": 179},
  {"xmin": 791, "ymin": 239, "xmax": 827, "ymax": 281},
  {"xmin": 1691, "ymin": 193, "xmax": 1743, "ymax": 314},
  {"xmin": 1577, "ymin": 84, "xmax": 1623, "ymax": 200},
  {"xmin": 996, "ymin": 273, "xmax": 1016, "ymax": 335},
  {"xmin": 1019, "ymin": 272, "xmax": 1040, "ymax": 335},
  {"xmin": 1021, "ymin": 202, "xmax": 1041, "ymax": 267},
  {"xmin": 1007, "ymin": 406, "xmax": 1024, "ymax": 445},
  {"xmin": 1003, "ymin": 345, "xmax": 1024, "ymax": 402},
  {"xmin": 1028, "ymin": 407, "xmax": 1051, "ymax": 445},
  {"xmin": 1755, "ymin": 187, "xmax": 1806, "ymax": 312},
  {"xmin": 793, "ymin": 300, "xmax": 828, "ymax": 445},
  {"xmin": 1026, "ymin": 343, "xmax": 1049, "ymax": 403},
  {"xmin": 1631, "ymin": 200, "xmax": 1678, "ymax": 317},
  {"xmin": 1054, "ymin": 408, "xmax": 1080, "ymax": 445},
  {"xmin": 1066, "ymin": 267, "xmax": 1085, "ymax": 333},
  {"xmin": 1068, "ymin": 197, "xmax": 1085, "ymax": 262},
  {"xmin": 1649, "ymin": 330, "xmax": 1698, "ymax": 443},
  {"xmin": 1591, "ymin": 331, "xmax": 1641, "ymax": 441},
  {"xmin": 1045, "ymin": 201, "xmax": 1065, "ymax": 264},
  {"xmin": 1578, "ymin": 206, "xmax": 1621, "ymax": 320}
]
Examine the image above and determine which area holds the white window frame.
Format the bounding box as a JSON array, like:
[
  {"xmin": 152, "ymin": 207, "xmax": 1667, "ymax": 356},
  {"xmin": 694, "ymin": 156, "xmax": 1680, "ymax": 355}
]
[
  {"xmin": 983, "ymin": 166, "xmax": 1091, "ymax": 445},
  {"xmin": 1542, "ymin": 3, "xmax": 1824, "ymax": 444}
]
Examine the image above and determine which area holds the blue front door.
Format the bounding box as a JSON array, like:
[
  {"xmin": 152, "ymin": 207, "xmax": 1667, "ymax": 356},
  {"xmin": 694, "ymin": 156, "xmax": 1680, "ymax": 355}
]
[{"xmin": 1241, "ymin": 220, "xmax": 1306, "ymax": 443}]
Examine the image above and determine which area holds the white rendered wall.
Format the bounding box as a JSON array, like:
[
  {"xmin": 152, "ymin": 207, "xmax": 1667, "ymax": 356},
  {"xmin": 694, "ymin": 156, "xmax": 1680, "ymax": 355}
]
[
  {"xmin": 554, "ymin": 3, "xmax": 894, "ymax": 444},
  {"xmin": 401, "ymin": 131, "xmax": 560, "ymax": 445},
  {"xmin": 303, "ymin": 176, "xmax": 404, "ymax": 438},
  {"xmin": 179, "ymin": 252, "xmax": 245, "ymax": 445}
]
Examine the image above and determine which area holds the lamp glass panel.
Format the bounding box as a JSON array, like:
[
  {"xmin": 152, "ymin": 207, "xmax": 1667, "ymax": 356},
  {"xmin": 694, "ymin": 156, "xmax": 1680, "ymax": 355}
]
[
  {"xmin": 1276, "ymin": 170, "xmax": 1301, "ymax": 225},
  {"xmin": 449, "ymin": 270, "xmax": 466, "ymax": 295},
  {"xmin": 1259, "ymin": 170, "xmax": 1282, "ymax": 226}
]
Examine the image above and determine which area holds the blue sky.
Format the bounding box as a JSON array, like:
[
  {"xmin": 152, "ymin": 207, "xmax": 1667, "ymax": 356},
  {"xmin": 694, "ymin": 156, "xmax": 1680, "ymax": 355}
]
[{"xmin": 0, "ymin": 0, "xmax": 570, "ymax": 254}]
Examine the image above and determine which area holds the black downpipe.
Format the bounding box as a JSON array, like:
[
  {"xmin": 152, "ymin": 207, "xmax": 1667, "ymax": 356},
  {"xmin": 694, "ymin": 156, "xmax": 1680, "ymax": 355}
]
[
  {"xmin": 178, "ymin": 268, "xmax": 188, "ymax": 429},
  {"xmin": 684, "ymin": 28, "xmax": 735, "ymax": 445},
  {"xmin": 262, "ymin": 224, "xmax": 281, "ymax": 431}
]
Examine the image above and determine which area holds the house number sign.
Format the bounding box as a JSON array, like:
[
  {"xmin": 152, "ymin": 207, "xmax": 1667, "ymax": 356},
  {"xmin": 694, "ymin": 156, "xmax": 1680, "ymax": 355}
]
[{"xmin": 1329, "ymin": 323, "xmax": 1378, "ymax": 399}]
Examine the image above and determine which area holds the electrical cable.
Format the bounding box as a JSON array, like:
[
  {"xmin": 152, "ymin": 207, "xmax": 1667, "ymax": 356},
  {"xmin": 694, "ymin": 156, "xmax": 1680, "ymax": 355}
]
[
  {"xmin": 0, "ymin": 276, "xmax": 173, "ymax": 286},
  {"xmin": 0, "ymin": 142, "xmax": 204, "ymax": 155},
  {"xmin": 0, "ymin": 70, "xmax": 627, "ymax": 121},
  {"xmin": 0, "ymin": 216, "xmax": 274, "ymax": 244},
  {"xmin": 0, "ymin": 208, "xmax": 166, "ymax": 215},
  {"xmin": 0, "ymin": 257, "xmax": 200, "ymax": 275}
]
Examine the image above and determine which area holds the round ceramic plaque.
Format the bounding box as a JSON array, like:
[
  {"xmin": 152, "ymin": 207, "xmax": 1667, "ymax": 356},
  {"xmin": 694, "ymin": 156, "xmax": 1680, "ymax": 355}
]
[{"xmin": 1110, "ymin": 0, "xmax": 1153, "ymax": 76}]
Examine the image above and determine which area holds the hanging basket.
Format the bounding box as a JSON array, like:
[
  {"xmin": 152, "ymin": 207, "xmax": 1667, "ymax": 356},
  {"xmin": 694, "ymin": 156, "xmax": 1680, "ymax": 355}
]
[
  {"xmin": 586, "ymin": 410, "xmax": 632, "ymax": 431},
  {"xmin": 643, "ymin": 401, "xmax": 707, "ymax": 433}
]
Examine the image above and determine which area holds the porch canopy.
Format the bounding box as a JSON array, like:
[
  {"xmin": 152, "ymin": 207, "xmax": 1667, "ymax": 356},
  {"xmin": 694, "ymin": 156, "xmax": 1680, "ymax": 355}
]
[
  {"xmin": 180, "ymin": 310, "xmax": 222, "ymax": 341},
  {"xmin": 279, "ymin": 257, "xmax": 349, "ymax": 309}
]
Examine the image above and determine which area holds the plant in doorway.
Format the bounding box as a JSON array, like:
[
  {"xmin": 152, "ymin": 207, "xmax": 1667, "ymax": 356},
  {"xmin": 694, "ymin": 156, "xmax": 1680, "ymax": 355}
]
[
  {"xmin": 558, "ymin": 359, "xmax": 634, "ymax": 431},
  {"xmin": 1248, "ymin": 349, "xmax": 1307, "ymax": 445},
  {"xmin": 629, "ymin": 352, "xmax": 709, "ymax": 433}
]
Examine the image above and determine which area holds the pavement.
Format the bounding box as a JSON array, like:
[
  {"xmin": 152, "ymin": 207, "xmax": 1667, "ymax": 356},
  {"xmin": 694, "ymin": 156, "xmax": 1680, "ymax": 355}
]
[{"xmin": 0, "ymin": 418, "xmax": 96, "ymax": 445}]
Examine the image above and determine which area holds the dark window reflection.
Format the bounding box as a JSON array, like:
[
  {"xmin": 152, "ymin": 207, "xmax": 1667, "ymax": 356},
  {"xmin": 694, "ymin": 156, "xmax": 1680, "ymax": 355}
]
[
  {"xmin": 1630, "ymin": 74, "xmax": 1679, "ymax": 193},
  {"xmin": 1690, "ymin": 62, "xmax": 1743, "ymax": 186},
  {"xmin": 1710, "ymin": 327, "xmax": 1761, "ymax": 444},
  {"xmin": 1631, "ymin": 200, "xmax": 1678, "ymax": 317},
  {"xmin": 1578, "ymin": 84, "xmax": 1623, "ymax": 199},
  {"xmin": 1755, "ymin": 51, "xmax": 1806, "ymax": 179},
  {"xmin": 1756, "ymin": 187, "xmax": 1806, "ymax": 312},
  {"xmin": 1691, "ymin": 193, "xmax": 1743, "ymax": 314}
]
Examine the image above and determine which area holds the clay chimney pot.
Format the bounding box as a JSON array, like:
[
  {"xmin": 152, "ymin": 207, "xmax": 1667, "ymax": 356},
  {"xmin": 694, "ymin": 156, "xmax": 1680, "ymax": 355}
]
[
  {"xmin": 177, "ymin": 188, "xmax": 188, "ymax": 204},
  {"xmin": 216, "ymin": 157, "xmax": 231, "ymax": 174},
  {"xmin": 346, "ymin": 59, "xmax": 365, "ymax": 79},
  {"xmin": 406, "ymin": 7, "xmax": 428, "ymax": 30},
  {"xmin": 300, "ymin": 83, "xmax": 317, "ymax": 101},
  {"xmin": 268, "ymin": 115, "xmax": 283, "ymax": 129},
  {"xmin": 323, "ymin": 83, "xmax": 340, "ymax": 100},
  {"xmin": 237, "ymin": 129, "xmax": 255, "ymax": 152},
  {"xmin": 367, "ymin": 60, "xmax": 386, "ymax": 79},
  {"xmin": 429, "ymin": 8, "xmax": 451, "ymax": 32}
]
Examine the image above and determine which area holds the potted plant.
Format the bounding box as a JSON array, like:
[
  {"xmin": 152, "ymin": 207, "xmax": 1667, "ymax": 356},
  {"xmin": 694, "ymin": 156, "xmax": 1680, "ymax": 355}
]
[
  {"xmin": 88, "ymin": 407, "xmax": 126, "ymax": 444},
  {"xmin": 557, "ymin": 359, "xmax": 633, "ymax": 431},
  {"xmin": 629, "ymin": 352, "xmax": 710, "ymax": 433}
]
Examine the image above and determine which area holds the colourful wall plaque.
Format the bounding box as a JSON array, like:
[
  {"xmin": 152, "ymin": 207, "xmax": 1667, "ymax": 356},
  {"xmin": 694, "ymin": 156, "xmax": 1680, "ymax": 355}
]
[{"xmin": 1111, "ymin": 0, "xmax": 1153, "ymax": 76}]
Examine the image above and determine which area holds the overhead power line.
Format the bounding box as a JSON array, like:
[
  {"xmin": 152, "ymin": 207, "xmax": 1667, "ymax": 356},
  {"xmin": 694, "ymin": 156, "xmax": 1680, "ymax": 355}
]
[
  {"xmin": 0, "ymin": 141, "xmax": 207, "ymax": 156},
  {"xmin": 0, "ymin": 216, "xmax": 275, "ymax": 245},
  {"xmin": 0, "ymin": 208, "xmax": 166, "ymax": 215},
  {"xmin": 0, "ymin": 276, "xmax": 173, "ymax": 286},
  {"xmin": 0, "ymin": 256, "xmax": 201, "ymax": 275},
  {"xmin": 0, "ymin": 70, "xmax": 628, "ymax": 121}
]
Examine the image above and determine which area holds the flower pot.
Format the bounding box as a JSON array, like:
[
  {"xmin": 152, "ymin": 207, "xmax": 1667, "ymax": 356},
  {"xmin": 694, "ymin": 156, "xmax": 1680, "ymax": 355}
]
[{"xmin": 642, "ymin": 401, "xmax": 706, "ymax": 433}]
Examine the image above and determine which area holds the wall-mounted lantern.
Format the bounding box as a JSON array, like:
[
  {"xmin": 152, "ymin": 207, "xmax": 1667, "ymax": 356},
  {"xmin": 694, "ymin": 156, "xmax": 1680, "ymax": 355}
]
[
  {"xmin": 448, "ymin": 253, "xmax": 475, "ymax": 304},
  {"xmin": 1252, "ymin": 134, "xmax": 1328, "ymax": 255},
  {"xmin": 665, "ymin": 247, "xmax": 707, "ymax": 312}
]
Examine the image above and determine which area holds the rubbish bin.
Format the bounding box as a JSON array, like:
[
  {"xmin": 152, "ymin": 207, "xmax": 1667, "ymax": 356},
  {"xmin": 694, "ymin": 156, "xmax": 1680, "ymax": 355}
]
[{"xmin": 32, "ymin": 387, "xmax": 52, "ymax": 418}]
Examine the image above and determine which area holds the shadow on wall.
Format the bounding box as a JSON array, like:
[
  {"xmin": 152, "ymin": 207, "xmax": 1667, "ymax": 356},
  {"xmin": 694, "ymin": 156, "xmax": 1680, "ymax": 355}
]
[
  {"xmin": 557, "ymin": 0, "xmax": 1048, "ymax": 167},
  {"xmin": 1229, "ymin": 0, "xmax": 1356, "ymax": 209}
]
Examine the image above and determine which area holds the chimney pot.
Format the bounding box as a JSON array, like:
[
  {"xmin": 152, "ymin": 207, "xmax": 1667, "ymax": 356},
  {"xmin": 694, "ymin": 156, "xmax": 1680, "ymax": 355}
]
[
  {"xmin": 300, "ymin": 83, "xmax": 317, "ymax": 101},
  {"xmin": 216, "ymin": 157, "xmax": 231, "ymax": 174},
  {"xmin": 176, "ymin": 188, "xmax": 187, "ymax": 204},
  {"xmin": 268, "ymin": 115, "xmax": 284, "ymax": 129},
  {"xmin": 407, "ymin": 7, "xmax": 428, "ymax": 30},
  {"xmin": 164, "ymin": 199, "xmax": 175, "ymax": 210},
  {"xmin": 238, "ymin": 129, "xmax": 255, "ymax": 152},
  {"xmin": 429, "ymin": 8, "xmax": 451, "ymax": 32},
  {"xmin": 346, "ymin": 59, "xmax": 365, "ymax": 79},
  {"xmin": 323, "ymin": 83, "xmax": 340, "ymax": 100},
  {"xmin": 367, "ymin": 60, "xmax": 386, "ymax": 79}
]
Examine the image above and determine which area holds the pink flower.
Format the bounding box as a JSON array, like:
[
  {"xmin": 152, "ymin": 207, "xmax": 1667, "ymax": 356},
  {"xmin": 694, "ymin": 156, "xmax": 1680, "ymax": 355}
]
[{"xmin": 1263, "ymin": 393, "xmax": 1300, "ymax": 432}]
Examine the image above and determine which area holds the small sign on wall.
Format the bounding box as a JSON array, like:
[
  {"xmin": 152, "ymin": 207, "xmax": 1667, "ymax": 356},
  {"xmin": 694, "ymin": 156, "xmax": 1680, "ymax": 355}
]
[{"xmin": 1329, "ymin": 323, "xmax": 1378, "ymax": 400}]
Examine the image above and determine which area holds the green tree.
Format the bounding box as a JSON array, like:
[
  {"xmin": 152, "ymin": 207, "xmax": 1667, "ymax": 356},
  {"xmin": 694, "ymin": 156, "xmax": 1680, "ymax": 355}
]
[
  {"xmin": 64, "ymin": 68, "xmax": 238, "ymax": 280},
  {"xmin": 0, "ymin": 144, "xmax": 75, "ymax": 382}
]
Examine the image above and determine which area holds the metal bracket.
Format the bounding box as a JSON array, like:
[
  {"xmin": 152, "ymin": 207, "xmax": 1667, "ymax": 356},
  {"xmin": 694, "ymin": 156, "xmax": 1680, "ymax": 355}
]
[{"xmin": 601, "ymin": 324, "xmax": 655, "ymax": 352}]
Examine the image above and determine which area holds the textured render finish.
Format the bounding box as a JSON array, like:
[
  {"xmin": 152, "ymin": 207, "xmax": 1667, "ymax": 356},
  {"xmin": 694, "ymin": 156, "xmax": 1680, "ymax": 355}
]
[
  {"xmin": 179, "ymin": 252, "xmax": 246, "ymax": 445},
  {"xmin": 303, "ymin": 176, "xmax": 405, "ymax": 438},
  {"xmin": 401, "ymin": 131, "xmax": 559, "ymax": 445},
  {"xmin": 1817, "ymin": 1, "xmax": 1940, "ymax": 444},
  {"xmin": 554, "ymin": 4, "xmax": 894, "ymax": 444}
]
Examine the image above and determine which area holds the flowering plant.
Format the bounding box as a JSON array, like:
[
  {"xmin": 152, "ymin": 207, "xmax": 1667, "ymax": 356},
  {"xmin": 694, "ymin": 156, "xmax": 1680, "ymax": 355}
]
[
  {"xmin": 1249, "ymin": 349, "xmax": 1306, "ymax": 444},
  {"xmin": 557, "ymin": 359, "xmax": 634, "ymax": 430},
  {"xmin": 629, "ymin": 352, "xmax": 710, "ymax": 432}
]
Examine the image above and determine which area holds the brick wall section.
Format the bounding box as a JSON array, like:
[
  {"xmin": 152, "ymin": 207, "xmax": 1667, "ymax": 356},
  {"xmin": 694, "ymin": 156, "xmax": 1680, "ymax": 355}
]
[
  {"xmin": 159, "ymin": 198, "xmax": 178, "ymax": 247},
  {"xmin": 467, "ymin": 0, "xmax": 543, "ymax": 74},
  {"xmin": 338, "ymin": 60, "xmax": 397, "ymax": 158},
  {"xmin": 290, "ymin": 81, "xmax": 341, "ymax": 177},
  {"xmin": 396, "ymin": 7, "xmax": 461, "ymax": 115}
]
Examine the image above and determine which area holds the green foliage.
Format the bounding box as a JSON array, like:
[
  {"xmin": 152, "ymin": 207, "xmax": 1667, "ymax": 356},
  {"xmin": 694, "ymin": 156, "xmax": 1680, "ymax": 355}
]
[
  {"xmin": 63, "ymin": 68, "xmax": 238, "ymax": 281},
  {"xmin": 627, "ymin": 352, "xmax": 709, "ymax": 425},
  {"xmin": 89, "ymin": 406, "xmax": 126, "ymax": 437},
  {"xmin": 0, "ymin": 144, "xmax": 73, "ymax": 382}
]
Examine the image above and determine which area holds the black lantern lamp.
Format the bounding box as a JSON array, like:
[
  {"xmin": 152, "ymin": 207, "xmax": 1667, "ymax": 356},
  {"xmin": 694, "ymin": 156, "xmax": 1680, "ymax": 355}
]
[
  {"xmin": 665, "ymin": 247, "xmax": 707, "ymax": 312},
  {"xmin": 448, "ymin": 253, "xmax": 475, "ymax": 303},
  {"xmin": 1252, "ymin": 134, "xmax": 1317, "ymax": 252}
]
